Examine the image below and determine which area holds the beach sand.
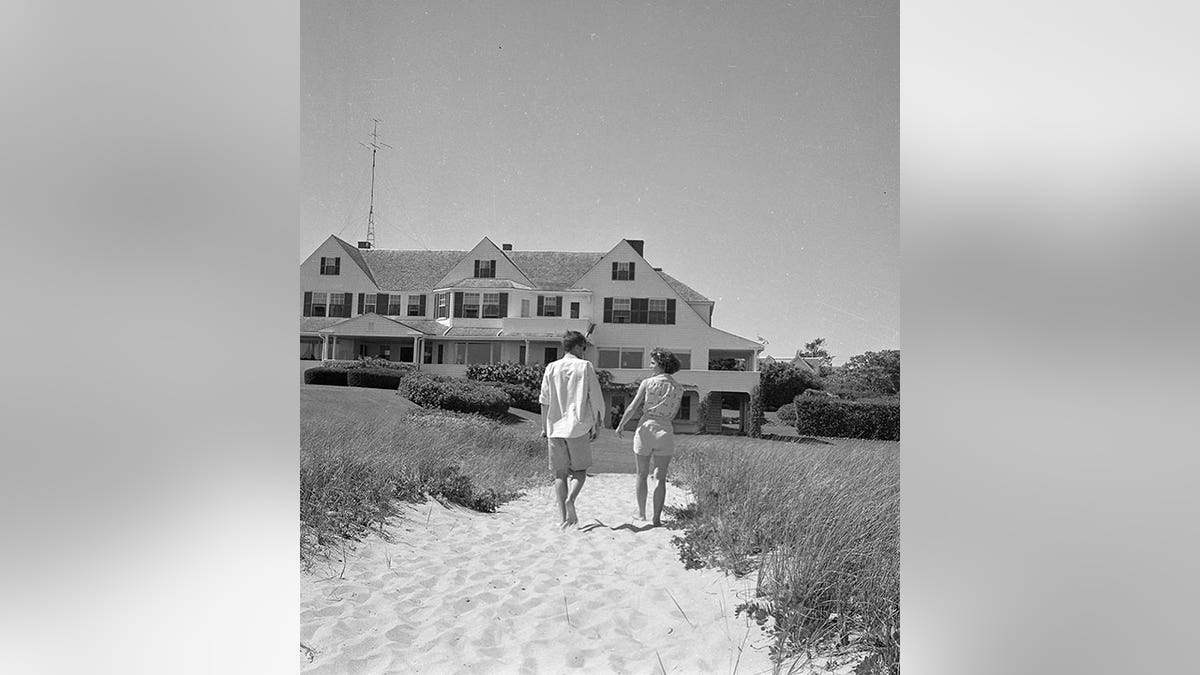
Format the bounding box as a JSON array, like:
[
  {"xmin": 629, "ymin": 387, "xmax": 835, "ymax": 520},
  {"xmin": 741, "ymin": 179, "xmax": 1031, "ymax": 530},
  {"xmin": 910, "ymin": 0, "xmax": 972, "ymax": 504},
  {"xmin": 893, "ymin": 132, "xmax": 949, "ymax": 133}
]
[{"xmin": 300, "ymin": 474, "xmax": 779, "ymax": 674}]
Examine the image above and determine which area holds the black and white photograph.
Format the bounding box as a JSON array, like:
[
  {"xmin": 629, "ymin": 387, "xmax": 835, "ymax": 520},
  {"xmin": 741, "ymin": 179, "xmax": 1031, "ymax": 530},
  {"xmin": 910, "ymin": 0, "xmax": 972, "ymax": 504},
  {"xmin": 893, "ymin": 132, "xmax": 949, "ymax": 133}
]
[{"xmin": 299, "ymin": 2, "xmax": 897, "ymax": 672}]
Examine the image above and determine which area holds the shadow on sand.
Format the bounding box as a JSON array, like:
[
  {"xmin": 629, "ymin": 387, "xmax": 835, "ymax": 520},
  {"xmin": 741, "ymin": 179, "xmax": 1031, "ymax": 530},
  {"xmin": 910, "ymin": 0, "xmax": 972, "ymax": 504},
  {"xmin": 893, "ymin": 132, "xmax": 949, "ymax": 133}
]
[{"xmin": 577, "ymin": 520, "xmax": 659, "ymax": 534}]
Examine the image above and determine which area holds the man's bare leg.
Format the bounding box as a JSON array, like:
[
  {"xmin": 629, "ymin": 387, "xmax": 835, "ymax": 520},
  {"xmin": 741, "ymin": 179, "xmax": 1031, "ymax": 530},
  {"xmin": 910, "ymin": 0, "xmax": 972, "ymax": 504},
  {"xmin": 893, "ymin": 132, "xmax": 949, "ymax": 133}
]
[
  {"xmin": 554, "ymin": 472, "xmax": 570, "ymax": 527},
  {"xmin": 564, "ymin": 470, "xmax": 586, "ymax": 525}
]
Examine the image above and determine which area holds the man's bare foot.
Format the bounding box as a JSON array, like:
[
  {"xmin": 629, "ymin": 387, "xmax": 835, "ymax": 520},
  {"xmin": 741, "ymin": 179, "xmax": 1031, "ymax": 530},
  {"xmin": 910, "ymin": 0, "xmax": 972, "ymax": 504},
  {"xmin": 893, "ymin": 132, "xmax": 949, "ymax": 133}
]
[
  {"xmin": 564, "ymin": 501, "xmax": 578, "ymax": 526},
  {"xmin": 651, "ymin": 519, "xmax": 662, "ymax": 527}
]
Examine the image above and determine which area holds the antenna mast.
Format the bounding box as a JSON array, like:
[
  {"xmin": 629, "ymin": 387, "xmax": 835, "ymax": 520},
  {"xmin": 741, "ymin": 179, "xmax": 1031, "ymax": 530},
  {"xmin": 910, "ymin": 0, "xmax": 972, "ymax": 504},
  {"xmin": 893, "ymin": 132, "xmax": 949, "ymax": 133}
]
[{"xmin": 361, "ymin": 119, "xmax": 392, "ymax": 249}]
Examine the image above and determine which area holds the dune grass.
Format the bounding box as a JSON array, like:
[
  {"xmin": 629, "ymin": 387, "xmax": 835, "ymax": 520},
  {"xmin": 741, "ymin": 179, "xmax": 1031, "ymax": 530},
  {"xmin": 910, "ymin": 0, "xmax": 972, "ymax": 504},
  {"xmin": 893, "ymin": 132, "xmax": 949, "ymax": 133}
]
[
  {"xmin": 669, "ymin": 435, "xmax": 900, "ymax": 673},
  {"xmin": 300, "ymin": 386, "xmax": 546, "ymax": 568}
]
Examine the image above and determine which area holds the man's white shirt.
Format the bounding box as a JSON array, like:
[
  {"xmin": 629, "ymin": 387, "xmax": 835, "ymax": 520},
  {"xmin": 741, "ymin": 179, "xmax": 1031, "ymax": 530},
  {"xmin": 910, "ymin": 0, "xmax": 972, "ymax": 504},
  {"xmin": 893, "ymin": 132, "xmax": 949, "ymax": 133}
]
[{"xmin": 539, "ymin": 353, "xmax": 605, "ymax": 438}]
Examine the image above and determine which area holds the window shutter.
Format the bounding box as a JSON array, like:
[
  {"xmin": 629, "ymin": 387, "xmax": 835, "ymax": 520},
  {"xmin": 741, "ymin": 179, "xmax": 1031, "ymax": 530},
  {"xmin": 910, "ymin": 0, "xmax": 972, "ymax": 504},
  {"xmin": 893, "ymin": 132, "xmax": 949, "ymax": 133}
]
[
  {"xmin": 303, "ymin": 292, "xmax": 312, "ymax": 317},
  {"xmin": 612, "ymin": 262, "xmax": 618, "ymax": 279},
  {"xmin": 603, "ymin": 297, "xmax": 613, "ymax": 323},
  {"xmin": 377, "ymin": 293, "xmax": 388, "ymax": 314},
  {"xmin": 629, "ymin": 262, "xmax": 635, "ymax": 280},
  {"xmin": 357, "ymin": 293, "xmax": 364, "ymax": 314},
  {"xmin": 499, "ymin": 293, "xmax": 508, "ymax": 317},
  {"xmin": 319, "ymin": 257, "xmax": 326, "ymax": 273},
  {"xmin": 341, "ymin": 293, "xmax": 352, "ymax": 317},
  {"xmin": 334, "ymin": 258, "xmax": 340, "ymax": 274},
  {"xmin": 537, "ymin": 295, "xmax": 544, "ymax": 316},
  {"xmin": 489, "ymin": 260, "xmax": 496, "ymax": 277},
  {"xmin": 556, "ymin": 296, "xmax": 563, "ymax": 316},
  {"xmin": 473, "ymin": 260, "xmax": 480, "ymax": 277},
  {"xmin": 419, "ymin": 294, "xmax": 427, "ymax": 315},
  {"xmin": 666, "ymin": 299, "xmax": 676, "ymax": 324},
  {"xmin": 453, "ymin": 292, "xmax": 464, "ymax": 318}
]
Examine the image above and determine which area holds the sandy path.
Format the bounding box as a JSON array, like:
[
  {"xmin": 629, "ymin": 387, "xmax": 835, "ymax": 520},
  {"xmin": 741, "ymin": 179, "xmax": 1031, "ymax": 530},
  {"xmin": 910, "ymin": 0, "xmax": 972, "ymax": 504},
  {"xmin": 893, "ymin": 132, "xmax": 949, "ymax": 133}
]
[{"xmin": 300, "ymin": 474, "xmax": 777, "ymax": 674}]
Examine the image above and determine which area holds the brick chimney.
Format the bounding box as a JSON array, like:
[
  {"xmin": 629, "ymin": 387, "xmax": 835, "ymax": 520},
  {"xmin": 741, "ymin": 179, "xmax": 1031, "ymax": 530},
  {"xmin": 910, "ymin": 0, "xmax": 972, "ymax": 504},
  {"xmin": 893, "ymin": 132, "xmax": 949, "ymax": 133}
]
[
  {"xmin": 502, "ymin": 243, "xmax": 513, "ymax": 251},
  {"xmin": 626, "ymin": 239, "xmax": 644, "ymax": 257}
]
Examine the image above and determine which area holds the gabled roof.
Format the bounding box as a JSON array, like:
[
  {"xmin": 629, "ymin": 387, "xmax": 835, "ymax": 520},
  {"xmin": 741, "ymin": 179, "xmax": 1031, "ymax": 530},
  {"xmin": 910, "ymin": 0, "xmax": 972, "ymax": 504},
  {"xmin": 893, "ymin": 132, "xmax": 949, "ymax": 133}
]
[
  {"xmin": 359, "ymin": 248, "xmax": 466, "ymax": 291},
  {"xmin": 331, "ymin": 237, "xmax": 377, "ymax": 286},
  {"xmin": 301, "ymin": 317, "xmax": 347, "ymax": 333},
  {"xmin": 505, "ymin": 251, "xmax": 605, "ymax": 290},
  {"xmin": 397, "ymin": 319, "xmax": 449, "ymax": 335},
  {"xmin": 439, "ymin": 278, "xmax": 534, "ymax": 290},
  {"xmin": 444, "ymin": 326, "xmax": 503, "ymax": 337},
  {"xmin": 658, "ymin": 272, "xmax": 711, "ymax": 303}
]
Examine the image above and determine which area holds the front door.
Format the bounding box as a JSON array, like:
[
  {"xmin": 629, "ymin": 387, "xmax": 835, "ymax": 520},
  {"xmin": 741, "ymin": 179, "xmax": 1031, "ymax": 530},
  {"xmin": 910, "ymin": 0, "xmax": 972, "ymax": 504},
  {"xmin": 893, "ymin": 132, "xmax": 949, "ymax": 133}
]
[{"xmin": 544, "ymin": 347, "xmax": 558, "ymax": 364}]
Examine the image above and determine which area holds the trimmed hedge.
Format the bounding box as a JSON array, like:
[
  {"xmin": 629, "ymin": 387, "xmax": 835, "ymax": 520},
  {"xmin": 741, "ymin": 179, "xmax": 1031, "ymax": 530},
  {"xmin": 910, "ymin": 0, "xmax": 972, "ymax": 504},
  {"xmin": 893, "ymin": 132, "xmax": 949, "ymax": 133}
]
[
  {"xmin": 478, "ymin": 381, "xmax": 540, "ymax": 414},
  {"xmin": 465, "ymin": 362, "xmax": 544, "ymax": 390},
  {"xmin": 304, "ymin": 367, "xmax": 349, "ymax": 386},
  {"xmin": 346, "ymin": 367, "xmax": 411, "ymax": 390},
  {"xmin": 399, "ymin": 373, "xmax": 511, "ymax": 417},
  {"xmin": 323, "ymin": 357, "xmax": 414, "ymax": 371},
  {"xmin": 776, "ymin": 402, "xmax": 797, "ymax": 423},
  {"xmin": 793, "ymin": 396, "xmax": 899, "ymax": 441}
]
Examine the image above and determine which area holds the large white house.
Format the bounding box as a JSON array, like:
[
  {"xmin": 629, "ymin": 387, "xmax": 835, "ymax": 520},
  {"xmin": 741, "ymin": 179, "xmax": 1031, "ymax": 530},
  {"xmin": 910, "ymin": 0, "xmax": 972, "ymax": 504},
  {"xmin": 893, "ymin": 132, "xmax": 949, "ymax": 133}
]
[{"xmin": 300, "ymin": 235, "xmax": 763, "ymax": 433}]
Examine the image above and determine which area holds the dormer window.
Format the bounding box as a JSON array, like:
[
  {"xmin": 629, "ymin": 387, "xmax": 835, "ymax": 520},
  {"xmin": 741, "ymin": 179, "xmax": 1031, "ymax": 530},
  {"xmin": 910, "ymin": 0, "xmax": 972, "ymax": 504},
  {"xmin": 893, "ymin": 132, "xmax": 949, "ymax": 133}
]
[
  {"xmin": 612, "ymin": 261, "xmax": 635, "ymax": 280},
  {"xmin": 474, "ymin": 259, "xmax": 496, "ymax": 278},
  {"xmin": 320, "ymin": 256, "xmax": 340, "ymax": 275}
]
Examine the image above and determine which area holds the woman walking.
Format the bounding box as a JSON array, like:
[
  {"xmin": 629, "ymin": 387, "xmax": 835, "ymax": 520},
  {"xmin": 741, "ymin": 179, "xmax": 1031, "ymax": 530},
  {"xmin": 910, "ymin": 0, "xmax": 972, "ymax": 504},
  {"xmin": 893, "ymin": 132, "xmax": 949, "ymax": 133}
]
[{"xmin": 615, "ymin": 348, "xmax": 684, "ymax": 526}]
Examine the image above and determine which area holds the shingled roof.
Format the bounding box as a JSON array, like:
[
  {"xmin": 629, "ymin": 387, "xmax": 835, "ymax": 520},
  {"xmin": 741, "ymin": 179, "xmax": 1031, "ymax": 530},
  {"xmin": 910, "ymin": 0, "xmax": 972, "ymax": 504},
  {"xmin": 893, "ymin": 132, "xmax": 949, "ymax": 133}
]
[
  {"xmin": 658, "ymin": 272, "xmax": 711, "ymax": 303},
  {"xmin": 359, "ymin": 249, "xmax": 465, "ymax": 290},
  {"xmin": 505, "ymin": 251, "xmax": 604, "ymax": 290},
  {"xmin": 333, "ymin": 237, "xmax": 377, "ymax": 286}
]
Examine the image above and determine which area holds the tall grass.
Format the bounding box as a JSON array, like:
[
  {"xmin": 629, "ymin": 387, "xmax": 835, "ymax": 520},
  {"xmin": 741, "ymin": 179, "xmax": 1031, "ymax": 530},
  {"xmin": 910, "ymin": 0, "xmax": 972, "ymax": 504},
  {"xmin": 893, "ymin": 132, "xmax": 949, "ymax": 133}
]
[
  {"xmin": 300, "ymin": 407, "xmax": 546, "ymax": 567},
  {"xmin": 670, "ymin": 436, "xmax": 899, "ymax": 673}
]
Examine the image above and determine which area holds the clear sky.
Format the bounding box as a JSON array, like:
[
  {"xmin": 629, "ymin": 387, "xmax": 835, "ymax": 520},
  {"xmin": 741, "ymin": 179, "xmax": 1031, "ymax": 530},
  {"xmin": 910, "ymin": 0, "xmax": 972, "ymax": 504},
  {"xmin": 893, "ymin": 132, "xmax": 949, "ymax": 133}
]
[{"xmin": 301, "ymin": 1, "xmax": 897, "ymax": 363}]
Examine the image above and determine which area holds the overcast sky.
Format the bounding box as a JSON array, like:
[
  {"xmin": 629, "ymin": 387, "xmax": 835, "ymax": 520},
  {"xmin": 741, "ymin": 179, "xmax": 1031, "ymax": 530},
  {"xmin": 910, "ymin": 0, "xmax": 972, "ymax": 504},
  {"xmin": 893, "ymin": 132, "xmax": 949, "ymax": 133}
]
[{"xmin": 301, "ymin": 1, "xmax": 897, "ymax": 363}]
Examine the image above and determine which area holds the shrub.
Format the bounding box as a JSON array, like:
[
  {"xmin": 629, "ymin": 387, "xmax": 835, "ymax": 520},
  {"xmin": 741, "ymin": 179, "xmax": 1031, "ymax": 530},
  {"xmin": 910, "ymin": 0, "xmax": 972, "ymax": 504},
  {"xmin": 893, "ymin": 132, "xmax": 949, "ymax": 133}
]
[
  {"xmin": 465, "ymin": 362, "xmax": 544, "ymax": 390},
  {"xmin": 749, "ymin": 385, "xmax": 765, "ymax": 438},
  {"xmin": 793, "ymin": 396, "xmax": 900, "ymax": 441},
  {"xmin": 477, "ymin": 381, "xmax": 540, "ymax": 413},
  {"xmin": 304, "ymin": 367, "xmax": 348, "ymax": 386},
  {"xmin": 322, "ymin": 357, "xmax": 414, "ymax": 371},
  {"xmin": 345, "ymin": 367, "xmax": 411, "ymax": 390},
  {"xmin": 399, "ymin": 372, "xmax": 512, "ymax": 417},
  {"xmin": 776, "ymin": 402, "xmax": 796, "ymax": 423},
  {"xmin": 759, "ymin": 361, "xmax": 823, "ymax": 410}
]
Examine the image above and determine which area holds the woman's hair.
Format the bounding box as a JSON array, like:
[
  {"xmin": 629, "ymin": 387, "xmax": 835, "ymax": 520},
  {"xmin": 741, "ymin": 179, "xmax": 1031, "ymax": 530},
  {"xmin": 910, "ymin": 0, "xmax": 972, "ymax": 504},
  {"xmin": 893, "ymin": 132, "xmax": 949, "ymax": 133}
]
[{"xmin": 649, "ymin": 348, "xmax": 681, "ymax": 375}]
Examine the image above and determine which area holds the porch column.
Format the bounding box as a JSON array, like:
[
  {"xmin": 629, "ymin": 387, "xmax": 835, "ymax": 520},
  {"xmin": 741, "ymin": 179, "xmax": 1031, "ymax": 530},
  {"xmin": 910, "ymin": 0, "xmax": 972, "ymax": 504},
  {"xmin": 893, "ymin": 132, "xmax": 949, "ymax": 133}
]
[
  {"xmin": 331, "ymin": 336, "xmax": 338, "ymax": 360},
  {"xmin": 412, "ymin": 337, "xmax": 420, "ymax": 365},
  {"xmin": 320, "ymin": 334, "xmax": 328, "ymax": 361},
  {"xmin": 524, "ymin": 340, "xmax": 530, "ymax": 365}
]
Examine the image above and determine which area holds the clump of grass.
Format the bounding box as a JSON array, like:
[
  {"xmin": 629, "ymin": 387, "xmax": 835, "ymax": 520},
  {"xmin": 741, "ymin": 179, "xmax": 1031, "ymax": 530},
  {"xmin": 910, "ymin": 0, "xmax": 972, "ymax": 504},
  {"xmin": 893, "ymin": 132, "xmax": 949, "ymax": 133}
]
[
  {"xmin": 670, "ymin": 436, "xmax": 899, "ymax": 673},
  {"xmin": 300, "ymin": 407, "xmax": 545, "ymax": 568}
]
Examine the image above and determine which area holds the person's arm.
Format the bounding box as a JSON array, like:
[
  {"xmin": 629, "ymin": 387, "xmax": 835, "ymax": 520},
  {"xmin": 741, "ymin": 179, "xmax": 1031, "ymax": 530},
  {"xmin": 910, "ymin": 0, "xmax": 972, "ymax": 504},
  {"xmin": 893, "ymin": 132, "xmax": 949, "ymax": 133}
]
[
  {"xmin": 538, "ymin": 367, "xmax": 552, "ymax": 438},
  {"xmin": 586, "ymin": 363, "xmax": 605, "ymax": 440},
  {"xmin": 615, "ymin": 380, "xmax": 648, "ymax": 437}
]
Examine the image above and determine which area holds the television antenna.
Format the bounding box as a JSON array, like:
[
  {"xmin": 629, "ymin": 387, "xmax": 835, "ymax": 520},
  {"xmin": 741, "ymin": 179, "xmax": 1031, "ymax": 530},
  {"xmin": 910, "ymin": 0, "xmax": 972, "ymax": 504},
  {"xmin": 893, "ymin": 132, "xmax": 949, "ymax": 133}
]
[{"xmin": 360, "ymin": 119, "xmax": 393, "ymax": 249}]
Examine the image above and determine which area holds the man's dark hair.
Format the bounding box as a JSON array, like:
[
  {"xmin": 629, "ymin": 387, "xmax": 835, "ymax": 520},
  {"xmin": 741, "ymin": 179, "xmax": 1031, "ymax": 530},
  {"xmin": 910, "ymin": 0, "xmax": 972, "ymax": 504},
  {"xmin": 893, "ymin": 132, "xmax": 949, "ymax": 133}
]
[
  {"xmin": 562, "ymin": 331, "xmax": 588, "ymax": 353},
  {"xmin": 650, "ymin": 348, "xmax": 681, "ymax": 374}
]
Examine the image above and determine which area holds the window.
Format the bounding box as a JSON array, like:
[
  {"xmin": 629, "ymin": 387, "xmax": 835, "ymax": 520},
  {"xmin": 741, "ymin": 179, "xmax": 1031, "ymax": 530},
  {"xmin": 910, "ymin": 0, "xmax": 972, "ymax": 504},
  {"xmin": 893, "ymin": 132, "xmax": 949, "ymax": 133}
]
[
  {"xmin": 320, "ymin": 256, "xmax": 340, "ymax": 275},
  {"xmin": 482, "ymin": 293, "xmax": 502, "ymax": 318},
  {"xmin": 648, "ymin": 298, "xmax": 667, "ymax": 324},
  {"xmin": 603, "ymin": 297, "xmax": 675, "ymax": 324},
  {"xmin": 461, "ymin": 293, "xmax": 480, "ymax": 318},
  {"xmin": 538, "ymin": 295, "xmax": 561, "ymax": 317},
  {"xmin": 310, "ymin": 292, "xmax": 328, "ymax": 317},
  {"xmin": 435, "ymin": 292, "xmax": 449, "ymax": 319},
  {"xmin": 612, "ymin": 261, "xmax": 635, "ymax": 280},
  {"xmin": 329, "ymin": 293, "xmax": 346, "ymax": 316},
  {"xmin": 611, "ymin": 298, "xmax": 631, "ymax": 323},
  {"xmin": 407, "ymin": 294, "xmax": 426, "ymax": 317},
  {"xmin": 380, "ymin": 345, "xmax": 391, "ymax": 360},
  {"xmin": 598, "ymin": 348, "xmax": 643, "ymax": 369},
  {"xmin": 387, "ymin": 295, "xmax": 405, "ymax": 316},
  {"xmin": 359, "ymin": 343, "xmax": 369, "ymax": 357},
  {"xmin": 521, "ymin": 299, "xmax": 530, "ymax": 317},
  {"xmin": 474, "ymin": 259, "xmax": 496, "ymax": 278},
  {"xmin": 453, "ymin": 342, "xmax": 502, "ymax": 365},
  {"xmin": 570, "ymin": 302, "xmax": 580, "ymax": 319},
  {"xmin": 676, "ymin": 394, "xmax": 691, "ymax": 421},
  {"xmin": 673, "ymin": 351, "xmax": 692, "ymax": 370},
  {"xmin": 362, "ymin": 294, "xmax": 376, "ymax": 314}
]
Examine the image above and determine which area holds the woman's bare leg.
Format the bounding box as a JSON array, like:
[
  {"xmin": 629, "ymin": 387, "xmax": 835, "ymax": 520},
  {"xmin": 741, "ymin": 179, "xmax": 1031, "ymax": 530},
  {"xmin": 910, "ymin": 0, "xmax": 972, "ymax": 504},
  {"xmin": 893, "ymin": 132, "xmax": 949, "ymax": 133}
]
[
  {"xmin": 651, "ymin": 455, "xmax": 672, "ymax": 526},
  {"xmin": 634, "ymin": 454, "xmax": 651, "ymax": 520}
]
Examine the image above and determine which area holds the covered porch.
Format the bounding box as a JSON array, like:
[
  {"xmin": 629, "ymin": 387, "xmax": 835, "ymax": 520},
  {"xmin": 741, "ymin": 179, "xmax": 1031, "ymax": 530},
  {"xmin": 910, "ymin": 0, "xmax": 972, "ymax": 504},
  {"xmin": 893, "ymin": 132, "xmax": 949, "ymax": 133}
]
[{"xmin": 315, "ymin": 313, "xmax": 427, "ymax": 364}]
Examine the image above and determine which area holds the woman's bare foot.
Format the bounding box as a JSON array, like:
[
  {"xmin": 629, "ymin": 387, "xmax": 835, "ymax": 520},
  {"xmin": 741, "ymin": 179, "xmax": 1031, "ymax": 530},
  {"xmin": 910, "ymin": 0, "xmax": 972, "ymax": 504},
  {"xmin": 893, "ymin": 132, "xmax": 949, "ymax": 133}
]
[{"xmin": 632, "ymin": 513, "xmax": 647, "ymax": 522}]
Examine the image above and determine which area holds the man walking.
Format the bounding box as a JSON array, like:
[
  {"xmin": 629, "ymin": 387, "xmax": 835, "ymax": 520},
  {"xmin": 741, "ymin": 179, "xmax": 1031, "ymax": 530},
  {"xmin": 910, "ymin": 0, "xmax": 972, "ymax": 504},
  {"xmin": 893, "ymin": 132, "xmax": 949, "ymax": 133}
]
[{"xmin": 539, "ymin": 331, "xmax": 605, "ymax": 527}]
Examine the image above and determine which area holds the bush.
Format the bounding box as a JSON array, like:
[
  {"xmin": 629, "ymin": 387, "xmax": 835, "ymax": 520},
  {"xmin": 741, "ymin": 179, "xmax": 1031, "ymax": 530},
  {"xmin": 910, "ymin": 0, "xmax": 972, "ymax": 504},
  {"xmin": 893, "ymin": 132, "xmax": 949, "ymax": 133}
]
[
  {"xmin": 759, "ymin": 361, "xmax": 823, "ymax": 410},
  {"xmin": 465, "ymin": 362, "xmax": 544, "ymax": 390},
  {"xmin": 304, "ymin": 367, "xmax": 348, "ymax": 386},
  {"xmin": 793, "ymin": 396, "xmax": 899, "ymax": 441},
  {"xmin": 399, "ymin": 372, "xmax": 512, "ymax": 417},
  {"xmin": 321, "ymin": 357, "xmax": 413, "ymax": 371},
  {"xmin": 749, "ymin": 385, "xmax": 764, "ymax": 438},
  {"xmin": 776, "ymin": 402, "xmax": 796, "ymax": 423},
  {"xmin": 345, "ymin": 367, "xmax": 411, "ymax": 390},
  {"xmin": 477, "ymin": 381, "xmax": 540, "ymax": 413}
]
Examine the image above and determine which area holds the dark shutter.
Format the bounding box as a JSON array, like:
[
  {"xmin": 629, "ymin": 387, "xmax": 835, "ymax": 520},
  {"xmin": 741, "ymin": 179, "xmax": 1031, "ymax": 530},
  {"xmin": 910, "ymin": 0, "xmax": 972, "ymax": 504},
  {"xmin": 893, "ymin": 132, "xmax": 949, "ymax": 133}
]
[
  {"xmin": 303, "ymin": 292, "xmax": 312, "ymax": 317},
  {"xmin": 612, "ymin": 261, "xmax": 619, "ymax": 279},
  {"xmin": 499, "ymin": 293, "xmax": 508, "ymax": 317},
  {"xmin": 603, "ymin": 297, "xmax": 613, "ymax": 323},
  {"xmin": 377, "ymin": 293, "xmax": 388, "ymax": 314},
  {"xmin": 453, "ymin": 292, "xmax": 464, "ymax": 318},
  {"xmin": 473, "ymin": 260, "xmax": 480, "ymax": 277},
  {"xmin": 319, "ymin": 257, "xmax": 326, "ymax": 273},
  {"xmin": 334, "ymin": 257, "xmax": 340, "ymax": 274},
  {"xmin": 666, "ymin": 299, "xmax": 676, "ymax": 324},
  {"xmin": 489, "ymin": 260, "xmax": 496, "ymax": 277},
  {"xmin": 357, "ymin": 293, "xmax": 365, "ymax": 314},
  {"xmin": 632, "ymin": 298, "xmax": 648, "ymax": 324},
  {"xmin": 537, "ymin": 296, "xmax": 544, "ymax": 316},
  {"xmin": 570, "ymin": 302, "xmax": 579, "ymax": 319},
  {"xmin": 556, "ymin": 296, "xmax": 563, "ymax": 317},
  {"xmin": 419, "ymin": 294, "xmax": 427, "ymax": 315},
  {"xmin": 341, "ymin": 293, "xmax": 353, "ymax": 317},
  {"xmin": 629, "ymin": 262, "xmax": 635, "ymax": 280}
]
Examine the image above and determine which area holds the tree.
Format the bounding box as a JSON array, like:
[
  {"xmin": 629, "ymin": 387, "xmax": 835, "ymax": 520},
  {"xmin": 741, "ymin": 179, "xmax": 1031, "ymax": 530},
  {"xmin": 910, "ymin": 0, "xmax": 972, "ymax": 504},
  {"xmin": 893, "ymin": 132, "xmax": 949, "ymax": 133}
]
[
  {"xmin": 799, "ymin": 337, "xmax": 835, "ymax": 375},
  {"xmin": 829, "ymin": 349, "xmax": 900, "ymax": 397},
  {"xmin": 758, "ymin": 361, "xmax": 822, "ymax": 410}
]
